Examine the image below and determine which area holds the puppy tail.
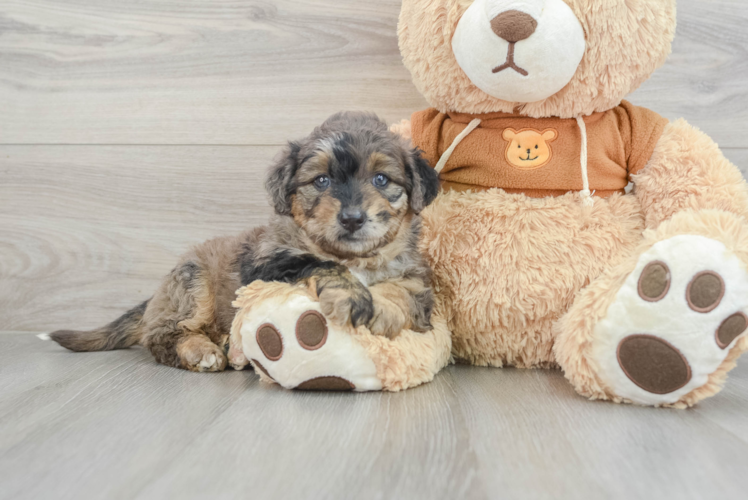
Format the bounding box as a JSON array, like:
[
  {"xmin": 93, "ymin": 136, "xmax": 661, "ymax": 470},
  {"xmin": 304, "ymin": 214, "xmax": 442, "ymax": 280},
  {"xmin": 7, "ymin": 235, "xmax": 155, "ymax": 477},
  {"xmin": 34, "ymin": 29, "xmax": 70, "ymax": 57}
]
[{"xmin": 48, "ymin": 300, "xmax": 149, "ymax": 352}]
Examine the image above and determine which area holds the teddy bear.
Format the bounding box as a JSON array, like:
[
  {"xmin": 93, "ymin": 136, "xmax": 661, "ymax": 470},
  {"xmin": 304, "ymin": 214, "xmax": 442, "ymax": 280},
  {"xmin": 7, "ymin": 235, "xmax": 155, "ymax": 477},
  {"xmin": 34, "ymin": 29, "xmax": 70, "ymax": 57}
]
[{"xmin": 230, "ymin": 0, "xmax": 748, "ymax": 407}]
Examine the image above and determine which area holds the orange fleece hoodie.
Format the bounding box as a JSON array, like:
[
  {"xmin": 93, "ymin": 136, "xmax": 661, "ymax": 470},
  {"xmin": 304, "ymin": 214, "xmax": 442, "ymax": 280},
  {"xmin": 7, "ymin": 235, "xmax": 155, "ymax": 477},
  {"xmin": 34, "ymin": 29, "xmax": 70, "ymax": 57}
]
[{"xmin": 411, "ymin": 100, "xmax": 668, "ymax": 198}]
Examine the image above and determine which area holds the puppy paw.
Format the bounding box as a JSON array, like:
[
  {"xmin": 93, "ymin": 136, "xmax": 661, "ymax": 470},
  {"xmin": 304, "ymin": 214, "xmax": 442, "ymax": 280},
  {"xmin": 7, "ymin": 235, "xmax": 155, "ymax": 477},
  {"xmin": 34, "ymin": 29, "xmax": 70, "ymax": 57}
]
[
  {"xmin": 318, "ymin": 285, "xmax": 374, "ymax": 328},
  {"xmin": 368, "ymin": 303, "xmax": 406, "ymax": 339},
  {"xmin": 177, "ymin": 336, "xmax": 228, "ymax": 373},
  {"xmin": 590, "ymin": 235, "xmax": 748, "ymax": 406}
]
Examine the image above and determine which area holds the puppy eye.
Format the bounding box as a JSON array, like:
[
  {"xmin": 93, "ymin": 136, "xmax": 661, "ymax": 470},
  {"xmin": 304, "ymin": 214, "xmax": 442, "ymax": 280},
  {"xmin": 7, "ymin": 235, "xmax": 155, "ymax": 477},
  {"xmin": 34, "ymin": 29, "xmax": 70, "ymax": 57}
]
[
  {"xmin": 373, "ymin": 173, "xmax": 389, "ymax": 188},
  {"xmin": 313, "ymin": 175, "xmax": 330, "ymax": 190}
]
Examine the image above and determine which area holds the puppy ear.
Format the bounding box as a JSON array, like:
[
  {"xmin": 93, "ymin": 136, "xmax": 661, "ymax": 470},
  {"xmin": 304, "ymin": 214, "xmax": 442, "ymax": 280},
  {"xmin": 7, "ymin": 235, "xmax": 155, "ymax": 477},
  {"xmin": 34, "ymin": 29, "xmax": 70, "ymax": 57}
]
[
  {"xmin": 265, "ymin": 141, "xmax": 301, "ymax": 216},
  {"xmin": 406, "ymin": 148, "xmax": 440, "ymax": 214}
]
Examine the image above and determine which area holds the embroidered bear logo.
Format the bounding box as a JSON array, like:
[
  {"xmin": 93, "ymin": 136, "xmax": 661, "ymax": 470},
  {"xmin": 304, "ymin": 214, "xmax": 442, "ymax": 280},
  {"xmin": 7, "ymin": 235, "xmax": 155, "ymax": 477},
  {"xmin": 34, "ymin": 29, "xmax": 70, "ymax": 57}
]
[{"xmin": 502, "ymin": 128, "xmax": 558, "ymax": 170}]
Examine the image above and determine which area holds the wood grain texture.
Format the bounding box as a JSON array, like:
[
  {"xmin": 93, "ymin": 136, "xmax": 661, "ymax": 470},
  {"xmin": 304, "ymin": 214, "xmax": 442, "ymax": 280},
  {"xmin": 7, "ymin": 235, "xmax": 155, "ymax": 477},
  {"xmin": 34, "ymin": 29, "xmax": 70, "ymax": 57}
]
[
  {"xmin": 0, "ymin": 145, "xmax": 274, "ymax": 332},
  {"xmin": 452, "ymin": 367, "xmax": 748, "ymax": 500},
  {"xmin": 0, "ymin": 0, "xmax": 746, "ymax": 146},
  {"xmin": 0, "ymin": 0, "xmax": 426, "ymax": 145},
  {"xmin": 0, "ymin": 334, "xmax": 747, "ymax": 500}
]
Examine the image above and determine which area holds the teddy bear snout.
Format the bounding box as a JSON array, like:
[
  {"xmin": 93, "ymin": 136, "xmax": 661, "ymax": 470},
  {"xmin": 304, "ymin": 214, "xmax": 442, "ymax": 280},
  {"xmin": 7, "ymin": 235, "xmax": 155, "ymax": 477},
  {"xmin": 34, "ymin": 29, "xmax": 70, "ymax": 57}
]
[
  {"xmin": 451, "ymin": 0, "xmax": 587, "ymax": 102},
  {"xmin": 490, "ymin": 10, "xmax": 537, "ymax": 43}
]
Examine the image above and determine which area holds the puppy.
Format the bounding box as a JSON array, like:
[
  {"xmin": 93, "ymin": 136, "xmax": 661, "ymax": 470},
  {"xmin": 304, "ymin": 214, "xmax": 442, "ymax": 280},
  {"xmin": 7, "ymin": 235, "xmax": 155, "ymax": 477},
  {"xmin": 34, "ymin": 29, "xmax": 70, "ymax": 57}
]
[{"xmin": 48, "ymin": 112, "xmax": 440, "ymax": 372}]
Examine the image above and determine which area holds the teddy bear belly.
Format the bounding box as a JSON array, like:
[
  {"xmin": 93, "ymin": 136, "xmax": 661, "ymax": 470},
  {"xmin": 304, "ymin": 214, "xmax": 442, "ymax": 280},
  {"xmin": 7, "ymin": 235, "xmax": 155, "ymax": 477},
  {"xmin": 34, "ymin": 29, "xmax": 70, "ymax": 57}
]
[{"xmin": 419, "ymin": 189, "xmax": 646, "ymax": 368}]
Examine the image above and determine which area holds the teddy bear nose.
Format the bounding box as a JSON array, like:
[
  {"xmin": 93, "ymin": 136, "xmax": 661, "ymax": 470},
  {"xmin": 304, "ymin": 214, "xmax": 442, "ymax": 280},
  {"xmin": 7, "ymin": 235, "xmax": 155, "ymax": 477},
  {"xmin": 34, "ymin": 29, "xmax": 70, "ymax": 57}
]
[{"xmin": 490, "ymin": 10, "xmax": 538, "ymax": 43}]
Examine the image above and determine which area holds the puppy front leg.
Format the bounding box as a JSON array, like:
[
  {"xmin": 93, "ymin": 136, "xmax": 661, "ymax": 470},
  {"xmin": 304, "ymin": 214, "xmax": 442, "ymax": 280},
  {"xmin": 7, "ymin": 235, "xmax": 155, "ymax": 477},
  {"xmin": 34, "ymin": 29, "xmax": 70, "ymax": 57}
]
[
  {"xmin": 241, "ymin": 250, "xmax": 373, "ymax": 328},
  {"xmin": 309, "ymin": 267, "xmax": 374, "ymax": 328},
  {"xmin": 368, "ymin": 278, "xmax": 434, "ymax": 338}
]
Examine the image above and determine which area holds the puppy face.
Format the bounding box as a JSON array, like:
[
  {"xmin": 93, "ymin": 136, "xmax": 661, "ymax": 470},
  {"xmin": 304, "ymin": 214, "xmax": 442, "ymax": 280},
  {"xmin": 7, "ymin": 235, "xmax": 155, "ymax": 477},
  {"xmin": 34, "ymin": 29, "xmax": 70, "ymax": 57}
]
[
  {"xmin": 291, "ymin": 140, "xmax": 410, "ymax": 256},
  {"xmin": 266, "ymin": 112, "xmax": 439, "ymax": 257}
]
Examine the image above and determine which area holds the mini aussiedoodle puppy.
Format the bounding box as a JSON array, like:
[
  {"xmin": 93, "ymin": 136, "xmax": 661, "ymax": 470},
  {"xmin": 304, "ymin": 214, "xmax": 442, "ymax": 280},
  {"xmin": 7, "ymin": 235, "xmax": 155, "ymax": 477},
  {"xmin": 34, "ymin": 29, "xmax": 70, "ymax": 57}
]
[{"xmin": 48, "ymin": 112, "xmax": 440, "ymax": 372}]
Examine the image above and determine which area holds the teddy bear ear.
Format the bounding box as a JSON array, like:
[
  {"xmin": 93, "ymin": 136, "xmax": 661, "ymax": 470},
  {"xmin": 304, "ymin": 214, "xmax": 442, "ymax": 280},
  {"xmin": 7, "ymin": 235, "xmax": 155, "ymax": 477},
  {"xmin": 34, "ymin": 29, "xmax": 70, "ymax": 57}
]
[
  {"xmin": 265, "ymin": 141, "xmax": 302, "ymax": 216},
  {"xmin": 502, "ymin": 128, "xmax": 517, "ymax": 141},
  {"xmin": 541, "ymin": 129, "xmax": 558, "ymax": 142}
]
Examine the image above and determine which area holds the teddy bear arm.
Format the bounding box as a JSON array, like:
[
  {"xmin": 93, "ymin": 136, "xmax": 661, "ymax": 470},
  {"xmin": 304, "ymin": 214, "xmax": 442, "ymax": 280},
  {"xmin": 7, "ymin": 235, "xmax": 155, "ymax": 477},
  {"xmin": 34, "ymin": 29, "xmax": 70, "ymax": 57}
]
[
  {"xmin": 390, "ymin": 119, "xmax": 412, "ymax": 141},
  {"xmin": 231, "ymin": 281, "xmax": 452, "ymax": 392},
  {"xmin": 632, "ymin": 118, "xmax": 748, "ymax": 229}
]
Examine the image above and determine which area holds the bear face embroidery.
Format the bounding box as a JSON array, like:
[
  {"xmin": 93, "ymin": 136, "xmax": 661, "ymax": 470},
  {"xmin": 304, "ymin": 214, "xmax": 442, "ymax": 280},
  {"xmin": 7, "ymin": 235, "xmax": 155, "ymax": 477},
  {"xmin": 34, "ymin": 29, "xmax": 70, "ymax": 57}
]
[{"xmin": 502, "ymin": 128, "xmax": 558, "ymax": 170}]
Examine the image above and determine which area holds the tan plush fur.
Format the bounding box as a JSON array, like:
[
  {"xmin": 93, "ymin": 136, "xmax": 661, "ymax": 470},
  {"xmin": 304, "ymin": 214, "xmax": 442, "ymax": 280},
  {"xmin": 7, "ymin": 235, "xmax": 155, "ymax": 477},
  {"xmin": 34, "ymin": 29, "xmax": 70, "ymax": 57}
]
[
  {"xmin": 633, "ymin": 120, "xmax": 748, "ymax": 228},
  {"xmin": 390, "ymin": 119, "xmax": 413, "ymax": 141},
  {"xmin": 399, "ymin": 0, "xmax": 676, "ymax": 118},
  {"xmin": 231, "ymin": 281, "xmax": 452, "ymax": 391},
  {"xmin": 554, "ymin": 210, "xmax": 748, "ymax": 408},
  {"xmin": 355, "ymin": 309, "xmax": 452, "ymax": 392},
  {"xmin": 420, "ymin": 188, "xmax": 644, "ymax": 368}
]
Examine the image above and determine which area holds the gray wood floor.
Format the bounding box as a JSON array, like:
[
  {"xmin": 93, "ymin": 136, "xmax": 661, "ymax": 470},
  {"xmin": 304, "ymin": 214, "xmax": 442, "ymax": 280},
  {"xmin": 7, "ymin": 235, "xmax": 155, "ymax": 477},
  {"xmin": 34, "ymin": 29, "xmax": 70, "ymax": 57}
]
[
  {"xmin": 2, "ymin": 1, "xmax": 748, "ymax": 499},
  {"xmin": 1, "ymin": 333, "xmax": 748, "ymax": 500}
]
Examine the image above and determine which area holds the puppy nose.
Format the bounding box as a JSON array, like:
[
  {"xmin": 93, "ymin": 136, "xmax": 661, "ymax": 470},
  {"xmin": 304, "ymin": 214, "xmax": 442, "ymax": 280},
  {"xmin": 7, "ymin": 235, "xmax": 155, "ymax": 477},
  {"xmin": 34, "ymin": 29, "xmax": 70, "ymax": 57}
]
[
  {"xmin": 339, "ymin": 208, "xmax": 366, "ymax": 233},
  {"xmin": 491, "ymin": 10, "xmax": 538, "ymax": 43}
]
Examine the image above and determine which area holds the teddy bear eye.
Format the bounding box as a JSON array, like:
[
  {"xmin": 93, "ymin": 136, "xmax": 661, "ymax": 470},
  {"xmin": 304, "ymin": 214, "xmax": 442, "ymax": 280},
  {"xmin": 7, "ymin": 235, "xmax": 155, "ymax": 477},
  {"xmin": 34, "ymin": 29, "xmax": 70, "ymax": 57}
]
[{"xmin": 535, "ymin": 145, "xmax": 539, "ymax": 149}]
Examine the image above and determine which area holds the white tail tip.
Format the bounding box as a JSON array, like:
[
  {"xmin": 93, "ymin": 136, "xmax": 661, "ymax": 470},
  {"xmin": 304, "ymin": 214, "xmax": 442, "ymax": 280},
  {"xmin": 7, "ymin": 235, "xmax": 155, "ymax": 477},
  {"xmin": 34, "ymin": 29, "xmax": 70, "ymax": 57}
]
[{"xmin": 37, "ymin": 333, "xmax": 52, "ymax": 341}]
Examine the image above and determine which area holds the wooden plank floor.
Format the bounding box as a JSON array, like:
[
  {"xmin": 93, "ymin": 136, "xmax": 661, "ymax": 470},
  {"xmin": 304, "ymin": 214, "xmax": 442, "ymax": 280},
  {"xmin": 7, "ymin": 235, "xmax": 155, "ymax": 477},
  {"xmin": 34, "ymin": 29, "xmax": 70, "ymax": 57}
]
[
  {"xmin": 0, "ymin": 333, "xmax": 746, "ymax": 500},
  {"xmin": 2, "ymin": 1, "xmax": 748, "ymax": 499}
]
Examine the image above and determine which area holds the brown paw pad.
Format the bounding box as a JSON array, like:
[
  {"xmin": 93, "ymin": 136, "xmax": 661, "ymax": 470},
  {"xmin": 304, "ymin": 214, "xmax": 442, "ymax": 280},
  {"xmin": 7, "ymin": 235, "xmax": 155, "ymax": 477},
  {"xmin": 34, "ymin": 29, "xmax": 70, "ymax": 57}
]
[
  {"xmin": 638, "ymin": 261, "xmax": 671, "ymax": 302},
  {"xmin": 295, "ymin": 376, "xmax": 355, "ymax": 392},
  {"xmin": 296, "ymin": 311, "xmax": 328, "ymax": 351},
  {"xmin": 617, "ymin": 335, "xmax": 692, "ymax": 395},
  {"xmin": 256, "ymin": 324, "xmax": 283, "ymax": 361},
  {"xmin": 687, "ymin": 271, "xmax": 725, "ymax": 313},
  {"xmin": 716, "ymin": 313, "xmax": 748, "ymax": 349},
  {"xmin": 251, "ymin": 358, "xmax": 276, "ymax": 382}
]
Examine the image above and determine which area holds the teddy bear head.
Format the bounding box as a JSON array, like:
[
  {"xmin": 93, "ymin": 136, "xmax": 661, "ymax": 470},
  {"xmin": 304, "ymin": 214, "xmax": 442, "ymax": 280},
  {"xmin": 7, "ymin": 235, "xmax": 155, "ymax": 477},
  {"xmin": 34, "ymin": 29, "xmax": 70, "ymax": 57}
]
[{"xmin": 399, "ymin": 0, "xmax": 676, "ymax": 118}]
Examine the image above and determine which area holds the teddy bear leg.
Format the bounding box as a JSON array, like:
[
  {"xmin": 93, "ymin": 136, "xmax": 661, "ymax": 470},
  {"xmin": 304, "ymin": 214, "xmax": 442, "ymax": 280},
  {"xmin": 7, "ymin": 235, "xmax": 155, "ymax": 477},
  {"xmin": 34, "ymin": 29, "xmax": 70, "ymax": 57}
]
[
  {"xmin": 231, "ymin": 282, "xmax": 452, "ymax": 392},
  {"xmin": 555, "ymin": 210, "xmax": 748, "ymax": 407}
]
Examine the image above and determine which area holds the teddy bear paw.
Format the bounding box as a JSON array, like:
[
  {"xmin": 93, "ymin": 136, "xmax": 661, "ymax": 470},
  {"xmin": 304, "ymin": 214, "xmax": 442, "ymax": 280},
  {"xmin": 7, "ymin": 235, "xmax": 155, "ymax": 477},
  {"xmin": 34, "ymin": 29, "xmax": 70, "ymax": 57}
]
[
  {"xmin": 237, "ymin": 294, "xmax": 383, "ymax": 392},
  {"xmin": 591, "ymin": 235, "xmax": 748, "ymax": 406}
]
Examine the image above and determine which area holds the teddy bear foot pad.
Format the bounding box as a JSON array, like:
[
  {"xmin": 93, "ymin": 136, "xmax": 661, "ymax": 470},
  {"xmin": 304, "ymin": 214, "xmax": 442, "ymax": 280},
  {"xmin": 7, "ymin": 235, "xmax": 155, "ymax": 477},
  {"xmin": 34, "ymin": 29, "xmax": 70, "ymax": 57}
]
[
  {"xmin": 238, "ymin": 293, "xmax": 383, "ymax": 392},
  {"xmin": 591, "ymin": 235, "xmax": 748, "ymax": 406}
]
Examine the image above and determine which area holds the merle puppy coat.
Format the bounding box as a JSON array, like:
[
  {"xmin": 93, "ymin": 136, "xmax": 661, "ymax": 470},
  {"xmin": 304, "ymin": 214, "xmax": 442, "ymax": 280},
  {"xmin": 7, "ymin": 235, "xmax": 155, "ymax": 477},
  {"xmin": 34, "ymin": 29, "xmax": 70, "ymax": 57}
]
[{"xmin": 49, "ymin": 112, "xmax": 440, "ymax": 372}]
